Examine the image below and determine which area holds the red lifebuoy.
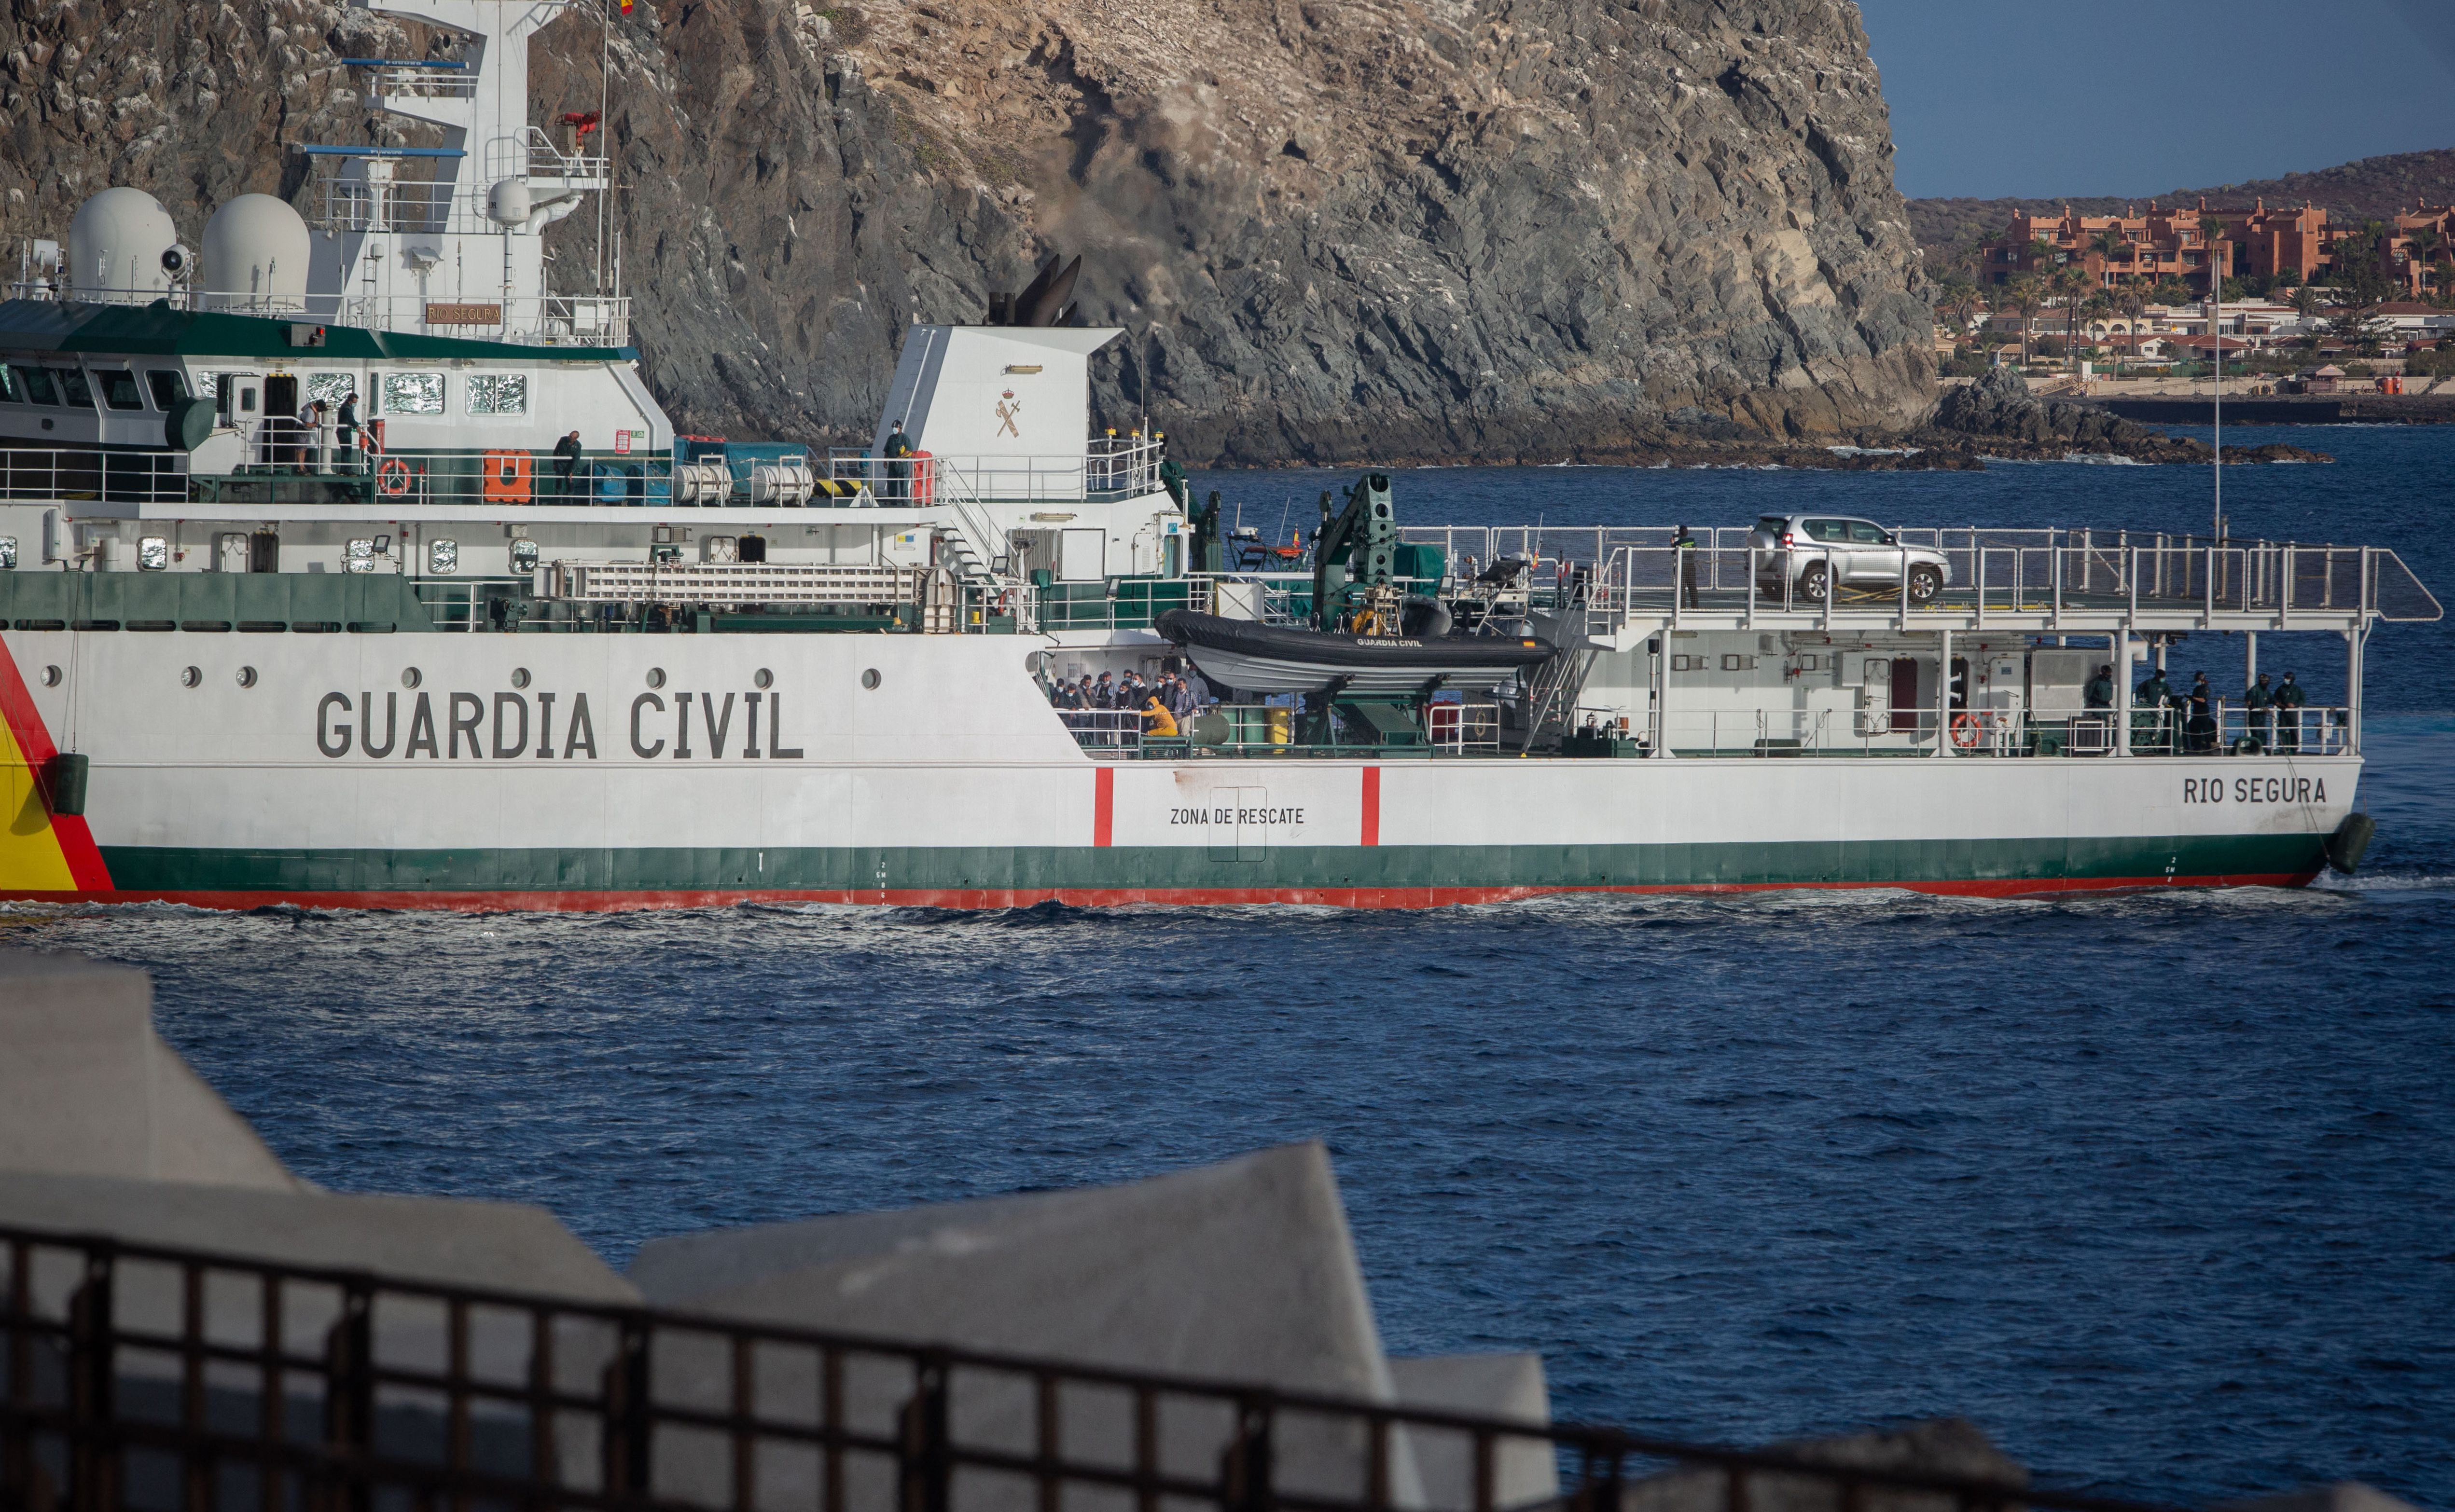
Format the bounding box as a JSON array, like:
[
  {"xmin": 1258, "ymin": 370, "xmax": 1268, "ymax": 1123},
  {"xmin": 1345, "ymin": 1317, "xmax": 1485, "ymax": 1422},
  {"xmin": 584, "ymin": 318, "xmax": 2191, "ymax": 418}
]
[
  {"xmin": 1950, "ymin": 711, "xmax": 1984, "ymax": 749},
  {"xmin": 376, "ymin": 456, "xmax": 411, "ymax": 497}
]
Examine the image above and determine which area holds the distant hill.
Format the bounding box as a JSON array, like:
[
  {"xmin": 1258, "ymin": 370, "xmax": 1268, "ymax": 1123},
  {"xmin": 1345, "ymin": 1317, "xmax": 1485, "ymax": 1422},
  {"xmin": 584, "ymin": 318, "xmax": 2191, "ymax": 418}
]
[{"xmin": 1909, "ymin": 148, "xmax": 2455, "ymax": 260}]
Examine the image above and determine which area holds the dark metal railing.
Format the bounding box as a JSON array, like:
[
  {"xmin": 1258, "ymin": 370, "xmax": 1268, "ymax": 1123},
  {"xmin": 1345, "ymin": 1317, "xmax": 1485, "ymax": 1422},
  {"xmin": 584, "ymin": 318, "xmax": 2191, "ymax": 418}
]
[{"xmin": 0, "ymin": 1221, "xmax": 2186, "ymax": 1512}]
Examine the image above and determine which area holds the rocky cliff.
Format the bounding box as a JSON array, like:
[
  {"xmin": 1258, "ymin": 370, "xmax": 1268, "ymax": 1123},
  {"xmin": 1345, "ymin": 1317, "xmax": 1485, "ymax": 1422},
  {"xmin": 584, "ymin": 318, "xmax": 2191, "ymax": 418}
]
[{"xmin": 0, "ymin": 0, "xmax": 1935, "ymax": 464}]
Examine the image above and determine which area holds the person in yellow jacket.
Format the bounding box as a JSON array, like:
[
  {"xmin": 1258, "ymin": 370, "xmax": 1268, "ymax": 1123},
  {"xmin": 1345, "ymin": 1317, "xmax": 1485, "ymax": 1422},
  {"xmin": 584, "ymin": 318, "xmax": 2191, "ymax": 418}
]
[{"xmin": 1141, "ymin": 695, "xmax": 1179, "ymax": 739}]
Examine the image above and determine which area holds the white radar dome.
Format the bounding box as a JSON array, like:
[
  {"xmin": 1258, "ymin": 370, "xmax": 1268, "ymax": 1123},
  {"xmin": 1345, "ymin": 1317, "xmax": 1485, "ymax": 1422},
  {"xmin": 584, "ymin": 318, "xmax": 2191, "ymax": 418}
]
[
  {"xmin": 66, "ymin": 188, "xmax": 181, "ymax": 306},
  {"xmin": 486, "ymin": 178, "xmax": 532, "ymax": 227},
  {"xmin": 199, "ymin": 194, "xmax": 311, "ymax": 313}
]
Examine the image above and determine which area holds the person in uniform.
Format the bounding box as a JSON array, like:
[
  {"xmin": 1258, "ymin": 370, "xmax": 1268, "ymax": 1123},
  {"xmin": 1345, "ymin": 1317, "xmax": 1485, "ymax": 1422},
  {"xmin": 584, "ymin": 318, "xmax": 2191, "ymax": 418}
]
[
  {"xmin": 2185, "ymin": 672, "xmax": 2217, "ymax": 752},
  {"xmin": 2133, "ymin": 666, "xmax": 2173, "ymax": 754},
  {"xmin": 883, "ymin": 420, "xmax": 915, "ymax": 502},
  {"xmin": 553, "ymin": 430, "xmax": 584, "ymax": 497},
  {"xmin": 1140, "ymin": 694, "xmax": 1179, "ymax": 741},
  {"xmin": 2242, "ymin": 671, "xmax": 2273, "ymax": 751},
  {"xmin": 1674, "ymin": 524, "xmax": 1699, "ymax": 608},
  {"xmin": 337, "ymin": 391, "xmax": 361, "ymax": 473},
  {"xmin": 2272, "ymin": 670, "xmax": 2307, "ymax": 751}
]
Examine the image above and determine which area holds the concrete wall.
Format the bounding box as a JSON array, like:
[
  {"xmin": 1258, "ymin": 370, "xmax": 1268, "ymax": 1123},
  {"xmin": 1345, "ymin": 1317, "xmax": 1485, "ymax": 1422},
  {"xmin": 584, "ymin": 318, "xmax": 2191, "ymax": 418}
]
[{"xmin": 0, "ymin": 950, "xmax": 301, "ymax": 1191}]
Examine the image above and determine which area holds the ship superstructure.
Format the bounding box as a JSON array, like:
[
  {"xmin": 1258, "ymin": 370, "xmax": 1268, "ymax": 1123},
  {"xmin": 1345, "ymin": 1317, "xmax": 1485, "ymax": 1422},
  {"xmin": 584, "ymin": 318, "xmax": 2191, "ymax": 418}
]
[{"xmin": 0, "ymin": 0, "xmax": 2439, "ymax": 908}]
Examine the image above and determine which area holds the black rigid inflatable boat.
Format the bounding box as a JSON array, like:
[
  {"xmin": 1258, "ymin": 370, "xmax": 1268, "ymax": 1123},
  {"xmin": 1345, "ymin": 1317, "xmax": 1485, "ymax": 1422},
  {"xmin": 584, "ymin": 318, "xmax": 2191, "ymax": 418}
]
[{"xmin": 1153, "ymin": 609, "xmax": 1557, "ymax": 695}]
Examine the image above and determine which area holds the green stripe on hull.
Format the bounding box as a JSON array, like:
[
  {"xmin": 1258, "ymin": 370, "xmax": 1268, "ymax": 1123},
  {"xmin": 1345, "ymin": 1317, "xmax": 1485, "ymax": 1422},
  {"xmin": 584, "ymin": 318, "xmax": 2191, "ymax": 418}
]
[{"xmin": 97, "ymin": 834, "xmax": 2327, "ymax": 895}]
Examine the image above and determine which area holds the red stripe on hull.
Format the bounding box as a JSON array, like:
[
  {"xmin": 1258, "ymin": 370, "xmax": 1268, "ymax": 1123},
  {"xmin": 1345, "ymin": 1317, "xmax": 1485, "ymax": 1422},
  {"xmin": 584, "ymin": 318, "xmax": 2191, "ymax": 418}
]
[
  {"xmin": 0, "ymin": 638, "xmax": 112, "ymax": 892},
  {"xmin": 5, "ymin": 871, "xmax": 2324, "ymax": 915}
]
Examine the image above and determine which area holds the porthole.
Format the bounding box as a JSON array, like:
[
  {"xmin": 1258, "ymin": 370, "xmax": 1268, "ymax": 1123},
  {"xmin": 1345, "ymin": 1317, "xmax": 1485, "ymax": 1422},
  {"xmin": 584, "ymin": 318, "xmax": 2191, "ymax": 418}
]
[
  {"xmin": 401, "ymin": 667, "xmax": 422, "ymax": 689},
  {"xmin": 510, "ymin": 667, "xmax": 531, "ymax": 690},
  {"xmin": 180, "ymin": 666, "xmax": 201, "ymax": 688},
  {"xmin": 754, "ymin": 668, "xmax": 774, "ymax": 690},
  {"xmin": 236, "ymin": 666, "xmax": 257, "ymax": 688},
  {"xmin": 42, "ymin": 665, "xmax": 62, "ymax": 687},
  {"xmin": 861, "ymin": 668, "xmax": 881, "ymax": 690},
  {"xmin": 645, "ymin": 667, "xmax": 666, "ymax": 690}
]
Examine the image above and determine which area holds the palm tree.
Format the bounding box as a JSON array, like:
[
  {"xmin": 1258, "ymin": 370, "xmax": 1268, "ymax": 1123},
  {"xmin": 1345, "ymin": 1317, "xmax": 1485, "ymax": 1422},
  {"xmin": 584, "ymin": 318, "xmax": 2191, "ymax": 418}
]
[
  {"xmin": 2405, "ymin": 225, "xmax": 2444, "ymax": 294},
  {"xmin": 2053, "ymin": 263, "xmax": 2092, "ymax": 372},
  {"xmin": 2082, "ymin": 289, "xmax": 2115, "ymax": 364},
  {"xmin": 2198, "ymin": 214, "xmax": 2229, "ymax": 293},
  {"xmin": 2088, "ymin": 222, "xmax": 2132, "ymax": 281},
  {"xmin": 1937, "ymin": 279, "xmax": 1983, "ymax": 349},
  {"xmin": 2118, "ymin": 284, "xmax": 2149, "ymax": 362},
  {"xmin": 2027, "ymin": 235, "xmax": 2056, "ymax": 275},
  {"xmin": 2005, "ymin": 274, "xmax": 2045, "ymax": 365}
]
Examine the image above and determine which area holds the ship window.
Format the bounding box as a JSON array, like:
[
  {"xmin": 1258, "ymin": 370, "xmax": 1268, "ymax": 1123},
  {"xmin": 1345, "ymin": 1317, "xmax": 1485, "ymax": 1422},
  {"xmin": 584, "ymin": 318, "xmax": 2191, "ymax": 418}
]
[
  {"xmin": 0, "ymin": 537, "xmax": 15, "ymax": 570},
  {"xmin": 48, "ymin": 368, "xmax": 94, "ymax": 408},
  {"xmin": 381, "ymin": 371, "xmax": 445, "ymax": 415},
  {"xmin": 138, "ymin": 537, "xmax": 169, "ymax": 571},
  {"xmin": 98, "ymin": 370, "xmax": 143, "ymax": 411},
  {"xmin": 11, "ymin": 366, "xmax": 59, "ymax": 405},
  {"xmin": 428, "ymin": 538, "xmax": 458, "ymax": 575},
  {"xmin": 146, "ymin": 370, "xmax": 188, "ymax": 409},
  {"xmin": 305, "ymin": 372, "xmax": 354, "ymax": 408},
  {"xmin": 346, "ymin": 538, "xmax": 379, "ymax": 575},
  {"xmin": 510, "ymin": 538, "xmax": 538, "ymax": 572},
  {"xmin": 0, "ymin": 367, "xmax": 17, "ymax": 403},
  {"xmin": 466, "ymin": 373, "xmax": 528, "ymax": 415}
]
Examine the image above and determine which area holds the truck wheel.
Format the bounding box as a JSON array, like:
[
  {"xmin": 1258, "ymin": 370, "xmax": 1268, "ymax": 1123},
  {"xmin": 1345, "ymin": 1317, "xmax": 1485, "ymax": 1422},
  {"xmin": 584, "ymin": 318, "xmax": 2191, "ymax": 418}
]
[{"xmin": 1907, "ymin": 564, "xmax": 1942, "ymax": 604}]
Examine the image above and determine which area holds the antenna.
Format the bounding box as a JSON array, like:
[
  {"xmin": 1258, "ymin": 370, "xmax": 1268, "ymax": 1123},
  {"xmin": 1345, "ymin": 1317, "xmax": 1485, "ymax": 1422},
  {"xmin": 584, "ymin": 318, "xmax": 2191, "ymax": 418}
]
[{"xmin": 2212, "ymin": 267, "xmax": 2223, "ymax": 542}]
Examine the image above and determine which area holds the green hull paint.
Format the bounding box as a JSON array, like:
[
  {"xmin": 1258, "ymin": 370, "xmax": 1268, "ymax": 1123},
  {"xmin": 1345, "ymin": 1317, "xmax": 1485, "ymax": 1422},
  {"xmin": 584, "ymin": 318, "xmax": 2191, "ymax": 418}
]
[{"xmin": 97, "ymin": 832, "xmax": 2328, "ymax": 897}]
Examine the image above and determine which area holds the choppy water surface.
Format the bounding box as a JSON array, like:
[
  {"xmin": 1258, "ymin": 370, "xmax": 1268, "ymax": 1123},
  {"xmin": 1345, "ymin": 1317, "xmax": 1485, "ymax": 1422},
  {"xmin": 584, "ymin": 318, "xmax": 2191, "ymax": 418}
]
[{"xmin": 12, "ymin": 429, "xmax": 2455, "ymax": 1506}]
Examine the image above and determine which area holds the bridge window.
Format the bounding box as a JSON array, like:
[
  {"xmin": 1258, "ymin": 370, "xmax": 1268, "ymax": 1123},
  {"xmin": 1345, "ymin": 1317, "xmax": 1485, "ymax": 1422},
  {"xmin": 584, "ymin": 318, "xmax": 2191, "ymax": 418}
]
[
  {"xmin": 97, "ymin": 370, "xmax": 143, "ymax": 410},
  {"xmin": 381, "ymin": 371, "xmax": 445, "ymax": 415},
  {"xmin": 466, "ymin": 373, "xmax": 528, "ymax": 415},
  {"xmin": 146, "ymin": 370, "xmax": 188, "ymax": 409}
]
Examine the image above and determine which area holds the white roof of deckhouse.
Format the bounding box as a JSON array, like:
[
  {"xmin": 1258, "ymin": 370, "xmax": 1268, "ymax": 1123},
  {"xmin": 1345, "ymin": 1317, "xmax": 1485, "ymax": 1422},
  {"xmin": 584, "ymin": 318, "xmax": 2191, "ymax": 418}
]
[{"xmin": 873, "ymin": 325, "xmax": 1120, "ymax": 457}]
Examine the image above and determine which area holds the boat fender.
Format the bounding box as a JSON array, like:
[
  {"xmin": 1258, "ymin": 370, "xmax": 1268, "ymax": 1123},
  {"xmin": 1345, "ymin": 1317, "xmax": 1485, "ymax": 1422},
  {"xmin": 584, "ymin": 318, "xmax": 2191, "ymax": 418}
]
[
  {"xmin": 165, "ymin": 396, "xmax": 214, "ymax": 451},
  {"xmin": 42, "ymin": 752, "xmax": 88, "ymax": 817},
  {"xmin": 2325, "ymin": 812, "xmax": 2376, "ymax": 876}
]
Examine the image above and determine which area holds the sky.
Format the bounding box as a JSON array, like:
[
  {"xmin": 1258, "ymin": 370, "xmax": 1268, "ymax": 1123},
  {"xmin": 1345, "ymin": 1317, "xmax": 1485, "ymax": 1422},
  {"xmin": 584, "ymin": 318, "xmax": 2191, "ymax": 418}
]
[{"xmin": 1857, "ymin": 0, "xmax": 2455, "ymax": 200}]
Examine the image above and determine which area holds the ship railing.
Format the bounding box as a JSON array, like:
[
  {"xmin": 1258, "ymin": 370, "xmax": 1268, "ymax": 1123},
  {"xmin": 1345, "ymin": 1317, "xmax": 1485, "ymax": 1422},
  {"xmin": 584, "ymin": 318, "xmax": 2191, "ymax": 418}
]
[
  {"xmin": 366, "ymin": 64, "xmax": 478, "ymax": 100},
  {"xmin": 828, "ymin": 437, "xmax": 1163, "ymax": 505},
  {"xmin": 1585, "ymin": 542, "xmax": 2441, "ymax": 626},
  {"xmin": 0, "ymin": 448, "xmax": 190, "ymax": 507},
  {"xmin": 190, "ymin": 446, "xmax": 673, "ymax": 507},
  {"xmin": 1653, "ymin": 703, "xmax": 2352, "ymax": 758},
  {"xmin": 0, "ymin": 1218, "xmax": 2181, "ymax": 1512},
  {"xmin": 1036, "ymin": 576, "xmax": 1209, "ymax": 632}
]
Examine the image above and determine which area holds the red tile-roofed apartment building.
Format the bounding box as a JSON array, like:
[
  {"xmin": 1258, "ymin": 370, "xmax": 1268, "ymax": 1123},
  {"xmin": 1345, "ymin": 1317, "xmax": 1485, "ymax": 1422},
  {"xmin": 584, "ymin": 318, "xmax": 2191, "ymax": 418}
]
[{"xmin": 1976, "ymin": 199, "xmax": 2331, "ymax": 290}]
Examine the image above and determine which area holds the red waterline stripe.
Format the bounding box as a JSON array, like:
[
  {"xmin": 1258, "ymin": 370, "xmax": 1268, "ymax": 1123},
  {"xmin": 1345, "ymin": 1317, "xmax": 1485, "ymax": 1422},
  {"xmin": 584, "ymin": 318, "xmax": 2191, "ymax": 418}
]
[
  {"xmin": 10, "ymin": 871, "xmax": 2322, "ymax": 915},
  {"xmin": 0, "ymin": 637, "xmax": 112, "ymax": 892},
  {"xmin": 1093, "ymin": 766, "xmax": 1114, "ymax": 847},
  {"xmin": 1360, "ymin": 766, "xmax": 1380, "ymax": 847}
]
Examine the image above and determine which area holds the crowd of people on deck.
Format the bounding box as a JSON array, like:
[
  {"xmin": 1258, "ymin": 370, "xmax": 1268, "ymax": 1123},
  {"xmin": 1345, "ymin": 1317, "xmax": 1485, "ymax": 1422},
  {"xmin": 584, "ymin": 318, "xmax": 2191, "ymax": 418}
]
[
  {"xmin": 2082, "ymin": 663, "xmax": 2313, "ymax": 754},
  {"xmin": 1049, "ymin": 666, "xmax": 1207, "ymax": 741}
]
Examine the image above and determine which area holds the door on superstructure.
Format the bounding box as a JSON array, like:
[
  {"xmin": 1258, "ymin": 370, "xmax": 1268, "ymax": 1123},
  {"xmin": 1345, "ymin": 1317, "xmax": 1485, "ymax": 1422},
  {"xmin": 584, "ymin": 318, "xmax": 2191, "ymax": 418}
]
[
  {"xmin": 264, "ymin": 374, "xmax": 298, "ymax": 467},
  {"xmin": 1889, "ymin": 656, "xmax": 1921, "ymax": 732}
]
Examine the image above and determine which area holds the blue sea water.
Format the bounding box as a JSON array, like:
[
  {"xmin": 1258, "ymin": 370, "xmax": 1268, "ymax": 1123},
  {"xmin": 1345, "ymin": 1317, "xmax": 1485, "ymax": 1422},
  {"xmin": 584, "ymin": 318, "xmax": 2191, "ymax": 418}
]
[{"xmin": 10, "ymin": 426, "xmax": 2453, "ymax": 1508}]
